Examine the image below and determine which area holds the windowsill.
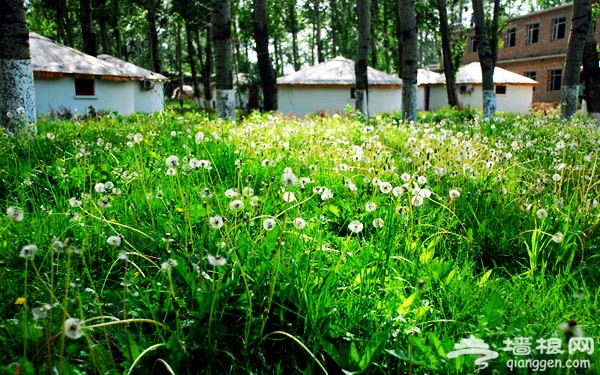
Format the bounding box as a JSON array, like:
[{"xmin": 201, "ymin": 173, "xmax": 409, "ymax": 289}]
[{"xmin": 74, "ymin": 95, "xmax": 98, "ymax": 100}]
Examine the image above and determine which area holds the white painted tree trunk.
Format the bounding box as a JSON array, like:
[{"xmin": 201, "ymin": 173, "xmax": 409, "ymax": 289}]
[
  {"xmin": 215, "ymin": 89, "xmax": 236, "ymax": 121},
  {"xmin": 561, "ymin": 85, "xmax": 580, "ymax": 119},
  {"xmin": 0, "ymin": 59, "xmax": 37, "ymax": 136},
  {"xmin": 355, "ymin": 89, "xmax": 369, "ymax": 118},
  {"xmin": 402, "ymin": 83, "xmax": 417, "ymax": 122},
  {"xmin": 482, "ymin": 90, "xmax": 496, "ymax": 120}
]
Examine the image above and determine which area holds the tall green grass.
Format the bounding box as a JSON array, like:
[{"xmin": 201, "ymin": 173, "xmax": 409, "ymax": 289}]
[{"xmin": 1, "ymin": 108, "xmax": 599, "ymax": 374}]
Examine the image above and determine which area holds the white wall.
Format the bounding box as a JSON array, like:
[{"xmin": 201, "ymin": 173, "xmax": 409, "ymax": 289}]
[
  {"xmin": 135, "ymin": 81, "xmax": 165, "ymax": 113},
  {"xmin": 35, "ymin": 76, "xmax": 137, "ymax": 116},
  {"xmin": 278, "ymin": 86, "xmax": 402, "ymax": 116},
  {"xmin": 428, "ymin": 84, "xmax": 533, "ymax": 114}
]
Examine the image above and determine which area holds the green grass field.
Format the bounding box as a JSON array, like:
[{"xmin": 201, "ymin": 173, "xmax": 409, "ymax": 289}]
[{"xmin": 1, "ymin": 107, "xmax": 599, "ymax": 374}]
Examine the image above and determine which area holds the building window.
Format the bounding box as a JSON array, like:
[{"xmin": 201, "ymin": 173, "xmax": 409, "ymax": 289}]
[
  {"xmin": 495, "ymin": 85, "xmax": 507, "ymax": 94},
  {"xmin": 527, "ymin": 23, "xmax": 539, "ymax": 44},
  {"xmin": 75, "ymin": 78, "xmax": 95, "ymax": 96},
  {"xmin": 524, "ymin": 71, "xmax": 537, "ymax": 81},
  {"xmin": 350, "ymin": 88, "xmax": 356, "ymax": 99},
  {"xmin": 548, "ymin": 69, "xmax": 562, "ymax": 91},
  {"xmin": 505, "ymin": 27, "xmax": 516, "ymax": 47},
  {"xmin": 552, "ymin": 17, "xmax": 566, "ymax": 40},
  {"xmin": 469, "ymin": 36, "xmax": 478, "ymax": 53}
]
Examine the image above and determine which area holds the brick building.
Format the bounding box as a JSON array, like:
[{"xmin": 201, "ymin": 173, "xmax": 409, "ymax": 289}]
[{"xmin": 463, "ymin": 4, "xmax": 600, "ymax": 104}]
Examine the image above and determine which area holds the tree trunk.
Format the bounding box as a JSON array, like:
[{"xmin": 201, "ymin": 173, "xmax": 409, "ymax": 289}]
[
  {"xmin": 186, "ymin": 22, "xmax": 201, "ymax": 103},
  {"xmin": 330, "ymin": 0, "xmax": 339, "ymax": 56},
  {"xmin": 212, "ymin": 0, "xmax": 236, "ymax": 120},
  {"xmin": 356, "ymin": 0, "xmax": 370, "ymax": 117},
  {"xmin": 437, "ymin": 0, "xmax": 459, "ymax": 107},
  {"xmin": 96, "ymin": 0, "xmax": 111, "ymax": 54},
  {"xmin": 370, "ymin": 0, "xmax": 378, "ymax": 68},
  {"xmin": 0, "ymin": 0, "xmax": 37, "ymax": 136},
  {"xmin": 471, "ymin": 0, "xmax": 495, "ymax": 119},
  {"xmin": 80, "ymin": 0, "xmax": 97, "ymax": 56},
  {"xmin": 582, "ymin": 6, "xmax": 600, "ymax": 119},
  {"xmin": 399, "ymin": 0, "xmax": 418, "ymax": 122},
  {"xmin": 561, "ymin": 0, "xmax": 591, "ymax": 120},
  {"xmin": 55, "ymin": 0, "xmax": 69, "ymax": 45},
  {"xmin": 198, "ymin": 26, "xmax": 213, "ymax": 112},
  {"xmin": 315, "ymin": 0, "xmax": 324, "ymax": 63},
  {"xmin": 253, "ymin": 0, "xmax": 278, "ymax": 111},
  {"xmin": 146, "ymin": 0, "xmax": 162, "ymax": 73},
  {"xmin": 112, "ymin": 0, "xmax": 122, "ymax": 58}
]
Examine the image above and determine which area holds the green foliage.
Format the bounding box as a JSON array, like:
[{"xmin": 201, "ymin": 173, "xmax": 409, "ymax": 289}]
[{"xmin": 1, "ymin": 108, "xmax": 599, "ymax": 374}]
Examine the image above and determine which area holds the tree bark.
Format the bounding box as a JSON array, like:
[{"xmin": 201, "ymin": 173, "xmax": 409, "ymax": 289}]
[
  {"xmin": 186, "ymin": 22, "xmax": 201, "ymax": 103},
  {"xmin": 314, "ymin": 0, "xmax": 325, "ymax": 63},
  {"xmin": 560, "ymin": 0, "xmax": 591, "ymax": 119},
  {"xmin": 112, "ymin": 0, "xmax": 122, "ymax": 58},
  {"xmin": 437, "ymin": 0, "xmax": 459, "ymax": 108},
  {"xmin": 356, "ymin": 0, "xmax": 370, "ymax": 117},
  {"xmin": 582, "ymin": 5, "xmax": 600, "ymax": 119},
  {"xmin": 399, "ymin": 0, "xmax": 418, "ymax": 122},
  {"xmin": 80, "ymin": 0, "xmax": 97, "ymax": 56},
  {"xmin": 471, "ymin": 0, "xmax": 496, "ymax": 119},
  {"xmin": 146, "ymin": 0, "xmax": 162, "ymax": 73},
  {"xmin": 0, "ymin": 0, "xmax": 37, "ymax": 135},
  {"xmin": 253, "ymin": 0, "xmax": 278, "ymax": 111},
  {"xmin": 212, "ymin": 0, "xmax": 236, "ymax": 120}
]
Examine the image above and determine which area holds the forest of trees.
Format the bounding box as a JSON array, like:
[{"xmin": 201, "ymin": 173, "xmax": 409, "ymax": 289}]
[{"xmin": 1, "ymin": 0, "xmax": 598, "ymax": 129}]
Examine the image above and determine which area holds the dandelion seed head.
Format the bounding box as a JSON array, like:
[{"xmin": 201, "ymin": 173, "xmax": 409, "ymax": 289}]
[
  {"xmin": 6, "ymin": 206, "xmax": 24, "ymax": 221},
  {"xmin": 64, "ymin": 318, "xmax": 84, "ymax": 340},
  {"xmin": 536, "ymin": 208, "xmax": 548, "ymax": 219},
  {"xmin": 372, "ymin": 218, "xmax": 384, "ymax": 229},
  {"xmin": 106, "ymin": 235, "xmax": 122, "ymax": 247},
  {"xmin": 379, "ymin": 182, "xmax": 393, "ymax": 194},
  {"xmin": 20, "ymin": 244, "xmax": 38, "ymax": 260},
  {"xmin": 411, "ymin": 195, "xmax": 424, "ymax": 207},
  {"xmin": 161, "ymin": 258, "xmax": 178, "ymax": 271},
  {"xmin": 552, "ymin": 232, "xmax": 563, "ymax": 243},
  {"xmin": 207, "ymin": 254, "xmax": 227, "ymax": 267},
  {"xmin": 320, "ymin": 188, "xmax": 334, "ymax": 201},
  {"xmin": 209, "ymin": 215, "xmax": 225, "ymax": 229},
  {"xmin": 229, "ymin": 199, "xmax": 244, "ymax": 211},
  {"xmin": 365, "ymin": 202, "xmax": 377, "ymax": 212},
  {"xmin": 293, "ymin": 217, "xmax": 306, "ymax": 230},
  {"xmin": 348, "ymin": 220, "xmax": 364, "ymax": 234},
  {"xmin": 165, "ymin": 155, "xmax": 179, "ymax": 167},
  {"xmin": 449, "ymin": 189, "xmax": 461, "ymax": 199},
  {"xmin": 263, "ymin": 218, "xmax": 277, "ymax": 231}
]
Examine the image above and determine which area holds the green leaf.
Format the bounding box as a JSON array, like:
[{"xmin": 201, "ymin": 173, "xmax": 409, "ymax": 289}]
[
  {"xmin": 478, "ymin": 269, "xmax": 493, "ymax": 287},
  {"xmin": 445, "ymin": 267, "xmax": 457, "ymax": 286}
]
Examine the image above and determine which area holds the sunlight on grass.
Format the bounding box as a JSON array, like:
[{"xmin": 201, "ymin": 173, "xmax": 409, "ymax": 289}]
[{"xmin": 1, "ymin": 108, "xmax": 599, "ymax": 374}]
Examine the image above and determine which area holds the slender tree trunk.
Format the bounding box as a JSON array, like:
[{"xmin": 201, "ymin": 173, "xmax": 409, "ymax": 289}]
[
  {"xmin": 370, "ymin": 0, "xmax": 378, "ymax": 68},
  {"xmin": 399, "ymin": 0, "xmax": 418, "ymax": 122},
  {"xmin": 0, "ymin": 0, "xmax": 37, "ymax": 135},
  {"xmin": 186, "ymin": 22, "xmax": 201, "ymax": 103},
  {"xmin": 356, "ymin": 0, "xmax": 370, "ymax": 117},
  {"xmin": 55, "ymin": 0, "xmax": 67, "ymax": 44},
  {"xmin": 561, "ymin": 0, "xmax": 591, "ymax": 119},
  {"xmin": 80, "ymin": 0, "xmax": 97, "ymax": 56},
  {"xmin": 200, "ymin": 25, "xmax": 213, "ymax": 112},
  {"xmin": 582, "ymin": 6, "xmax": 600, "ymax": 119},
  {"xmin": 315, "ymin": 0, "xmax": 324, "ymax": 63},
  {"xmin": 112, "ymin": 0, "xmax": 122, "ymax": 58},
  {"xmin": 212, "ymin": 0, "xmax": 235, "ymax": 120},
  {"xmin": 395, "ymin": 3, "xmax": 403, "ymax": 77},
  {"xmin": 471, "ymin": 0, "xmax": 495, "ymax": 118},
  {"xmin": 331, "ymin": 0, "xmax": 339, "ymax": 56},
  {"xmin": 490, "ymin": 0, "xmax": 500, "ymax": 65},
  {"xmin": 437, "ymin": 0, "xmax": 459, "ymax": 107},
  {"xmin": 253, "ymin": 0, "xmax": 278, "ymax": 111},
  {"xmin": 96, "ymin": 0, "xmax": 111, "ymax": 54},
  {"xmin": 146, "ymin": 0, "xmax": 162, "ymax": 73}
]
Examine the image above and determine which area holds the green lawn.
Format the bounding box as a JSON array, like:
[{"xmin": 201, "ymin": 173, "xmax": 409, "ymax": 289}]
[{"xmin": 1, "ymin": 108, "xmax": 599, "ymax": 374}]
